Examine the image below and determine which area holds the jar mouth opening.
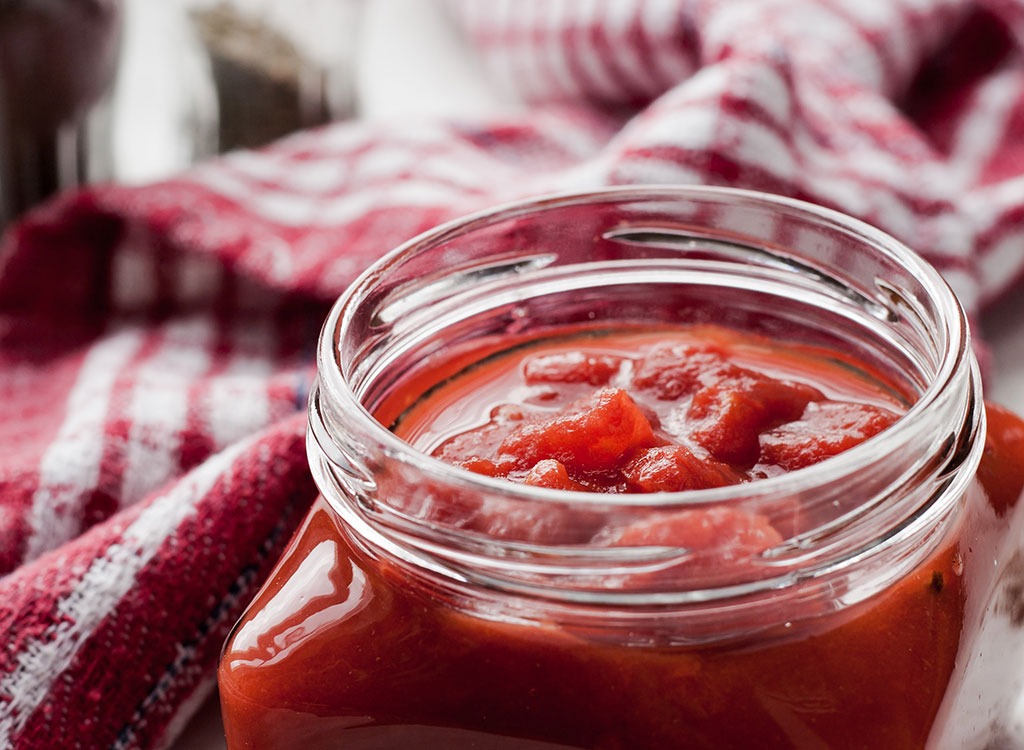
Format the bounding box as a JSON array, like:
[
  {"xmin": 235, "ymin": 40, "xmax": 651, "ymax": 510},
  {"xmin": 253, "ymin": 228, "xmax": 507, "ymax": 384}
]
[
  {"xmin": 311, "ymin": 185, "xmax": 981, "ymax": 617},
  {"xmin": 318, "ymin": 185, "xmax": 972, "ymax": 508}
]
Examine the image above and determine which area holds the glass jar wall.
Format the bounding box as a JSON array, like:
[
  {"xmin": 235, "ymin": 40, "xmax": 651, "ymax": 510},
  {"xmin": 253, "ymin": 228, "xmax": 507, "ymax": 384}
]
[{"xmin": 219, "ymin": 186, "xmax": 1024, "ymax": 749}]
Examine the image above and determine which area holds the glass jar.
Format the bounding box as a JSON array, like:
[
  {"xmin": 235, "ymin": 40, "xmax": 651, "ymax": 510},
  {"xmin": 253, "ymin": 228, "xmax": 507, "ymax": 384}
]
[
  {"xmin": 218, "ymin": 186, "xmax": 1024, "ymax": 749},
  {"xmin": 184, "ymin": 0, "xmax": 361, "ymax": 152},
  {"xmin": 0, "ymin": 0, "xmax": 122, "ymax": 227}
]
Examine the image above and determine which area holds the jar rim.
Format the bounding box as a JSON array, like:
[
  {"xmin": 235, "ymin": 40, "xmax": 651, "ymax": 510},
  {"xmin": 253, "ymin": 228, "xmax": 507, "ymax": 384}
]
[
  {"xmin": 309, "ymin": 183, "xmax": 985, "ymax": 624},
  {"xmin": 315, "ymin": 184, "xmax": 973, "ymax": 509}
]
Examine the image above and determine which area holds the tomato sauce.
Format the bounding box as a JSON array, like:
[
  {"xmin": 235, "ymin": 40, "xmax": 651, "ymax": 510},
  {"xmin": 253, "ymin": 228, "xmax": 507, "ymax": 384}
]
[
  {"xmin": 219, "ymin": 324, "xmax": 1024, "ymax": 749},
  {"xmin": 396, "ymin": 325, "xmax": 901, "ymax": 484}
]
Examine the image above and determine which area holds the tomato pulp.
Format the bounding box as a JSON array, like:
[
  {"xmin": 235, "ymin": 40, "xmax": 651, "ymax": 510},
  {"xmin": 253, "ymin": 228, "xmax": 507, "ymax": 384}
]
[{"xmin": 219, "ymin": 324, "xmax": 1024, "ymax": 749}]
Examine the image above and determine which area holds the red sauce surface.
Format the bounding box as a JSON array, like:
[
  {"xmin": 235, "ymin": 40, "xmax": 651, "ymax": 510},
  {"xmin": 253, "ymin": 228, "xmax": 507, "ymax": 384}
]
[
  {"xmin": 219, "ymin": 325, "xmax": 1024, "ymax": 749},
  {"xmin": 397, "ymin": 326, "xmax": 903, "ymax": 487},
  {"xmin": 388, "ymin": 326, "xmax": 902, "ymax": 567}
]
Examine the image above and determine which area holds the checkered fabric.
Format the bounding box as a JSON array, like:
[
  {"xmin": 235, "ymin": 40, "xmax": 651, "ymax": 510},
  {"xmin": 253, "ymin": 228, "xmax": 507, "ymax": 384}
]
[{"xmin": 2, "ymin": 1, "xmax": 1024, "ymax": 747}]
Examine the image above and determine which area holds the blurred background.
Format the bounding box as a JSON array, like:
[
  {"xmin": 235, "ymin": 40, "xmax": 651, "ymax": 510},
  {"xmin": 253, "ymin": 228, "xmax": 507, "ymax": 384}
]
[
  {"xmin": 4, "ymin": 0, "xmax": 1022, "ymax": 400},
  {"xmin": 1, "ymin": 0, "xmax": 364, "ymax": 225},
  {"xmin": 0, "ymin": 0, "xmax": 528, "ymax": 208}
]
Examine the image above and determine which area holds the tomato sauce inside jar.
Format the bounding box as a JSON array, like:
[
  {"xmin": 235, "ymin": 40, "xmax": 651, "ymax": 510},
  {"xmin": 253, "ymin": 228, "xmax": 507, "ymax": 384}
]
[
  {"xmin": 218, "ymin": 322, "xmax": 1024, "ymax": 749},
  {"xmin": 392, "ymin": 324, "xmax": 904, "ymax": 487}
]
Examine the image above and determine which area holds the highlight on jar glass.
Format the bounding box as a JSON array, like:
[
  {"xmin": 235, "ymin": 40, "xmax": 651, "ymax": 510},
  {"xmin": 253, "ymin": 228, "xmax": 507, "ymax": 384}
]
[{"xmin": 218, "ymin": 186, "xmax": 1024, "ymax": 749}]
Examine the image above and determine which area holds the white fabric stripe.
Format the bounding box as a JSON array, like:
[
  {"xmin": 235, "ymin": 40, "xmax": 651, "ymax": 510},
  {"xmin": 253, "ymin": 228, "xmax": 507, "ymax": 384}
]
[
  {"xmin": 923, "ymin": 207, "xmax": 974, "ymax": 263},
  {"xmin": 348, "ymin": 146, "xmax": 433, "ymax": 183},
  {"xmin": 833, "ymin": 0, "xmax": 895, "ymax": 26},
  {"xmin": 111, "ymin": 227, "xmax": 160, "ymax": 312},
  {"xmin": 600, "ymin": 154, "xmax": 704, "ymax": 185},
  {"xmin": 515, "ymin": 0, "xmax": 547, "ymax": 102},
  {"xmin": 204, "ymin": 318, "xmax": 274, "ymax": 451},
  {"xmin": 823, "ymin": 0, "xmax": 912, "ymax": 90},
  {"xmin": 0, "ymin": 432, "xmax": 256, "ymax": 747},
  {"xmin": 23, "ymin": 327, "xmax": 146, "ymax": 563},
  {"xmin": 806, "ymin": 172, "xmax": 872, "ymax": 215},
  {"xmin": 601, "ymin": 0, "xmax": 663, "ymax": 96},
  {"xmin": 524, "ymin": 112, "xmax": 608, "ymax": 160},
  {"xmin": 881, "ymin": 2, "xmax": 916, "ymax": 87},
  {"xmin": 837, "ymin": 146, "xmax": 917, "ymax": 188},
  {"xmin": 349, "ymin": 145, "xmax": 514, "ymax": 187},
  {"xmin": 198, "ymin": 115, "xmax": 600, "ymax": 205},
  {"xmin": 947, "ymin": 68, "xmax": 1022, "ymax": 188},
  {"xmin": 119, "ymin": 317, "xmax": 215, "ymax": 507},
  {"xmin": 480, "ymin": 1, "xmax": 531, "ymax": 101},
  {"xmin": 571, "ymin": 0, "xmax": 628, "ymax": 101},
  {"xmin": 193, "ymin": 167, "xmax": 471, "ymax": 226},
  {"xmin": 963, "ymin": 176, "xmax": 1024, "ymax": 231},
  {"xmin": 663, "ymin": 60, "xmax": 734, "ymax": 108},
  {"xmin": 704, "ymin": 1, "xmax": 885, "ymax": 91},
  {"xmin": 625, "ymin": 102, "xmax": 718, "ymax": 148},
  {"xmin": 209, "ymin": 125, "xmax": 452, "ymax": 186},
  {"xmin": 641, "ymin": 0, "xmax": 695, "ymax": 86},
  {"xmin": 540, "ymin": 0, "xmax": 578, "ymax": 99},
  {"xmin": 733, "ymin": 120, "xmax": 798, "ymax": 181},
  {"xmin": 741, "ymin": 61, "xmax": 792, "ymax": 126},
  {"xmin": 980, "ymin": 229, "xmax": 1024, "ymax": 301},
  {"xmin": 618, "ymin": 85, "xmax": 952, "ymax": 257}
]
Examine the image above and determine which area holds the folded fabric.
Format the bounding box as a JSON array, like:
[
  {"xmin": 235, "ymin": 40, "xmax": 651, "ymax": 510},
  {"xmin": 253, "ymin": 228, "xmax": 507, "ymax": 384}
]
[{"xmin": 2, "ymin": 1, "xmax": 1024, "ymax": 747}]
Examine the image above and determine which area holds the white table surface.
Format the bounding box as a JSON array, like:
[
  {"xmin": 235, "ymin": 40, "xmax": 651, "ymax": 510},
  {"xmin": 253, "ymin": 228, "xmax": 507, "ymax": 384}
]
[{"xmin": 169, "ymin": 0, "xmax": 1024, "ymax": 746}]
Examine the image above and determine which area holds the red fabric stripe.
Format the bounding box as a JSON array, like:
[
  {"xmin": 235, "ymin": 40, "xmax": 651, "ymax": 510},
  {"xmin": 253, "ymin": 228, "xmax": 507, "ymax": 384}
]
[
  {"xmin": 0, "ymin": 321, "xmax": 96, "ymax": 574},
  {"xmin": 8, "ymin": 419, "xmax": 315, "ymax": 749},
  {"xmin": 82, "ymin": 327, "xmax": 168, "ymax": 532},
  {"xmin": 979, "ymin": 74, "xmax": 1024, "ymax": 183}
]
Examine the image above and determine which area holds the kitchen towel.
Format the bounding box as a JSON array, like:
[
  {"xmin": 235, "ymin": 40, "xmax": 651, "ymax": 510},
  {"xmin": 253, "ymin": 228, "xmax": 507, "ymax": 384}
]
[{"xmin": 2, "ymin": 0, "xmax": 1024, "ymax": 747}]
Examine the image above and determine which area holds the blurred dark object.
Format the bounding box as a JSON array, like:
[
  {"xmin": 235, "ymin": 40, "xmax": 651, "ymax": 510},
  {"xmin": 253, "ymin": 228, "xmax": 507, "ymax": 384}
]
[
  {"xmin": 188, "ymin": 0, "xmax": 360, "ymax": 153},
  {"xmin": 0, "ymin": 0, "xmax": 122, "ymax": 227},
  {"xmin": 193, "ymin": 4, "xmax": 326, "ymax": 151}
]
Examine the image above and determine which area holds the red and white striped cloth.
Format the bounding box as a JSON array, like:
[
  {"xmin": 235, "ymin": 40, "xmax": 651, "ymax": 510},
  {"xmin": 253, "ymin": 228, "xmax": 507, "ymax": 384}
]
[{"xmin": 2, "ymin": 1, "xmax": 1024, "ymax": 747}]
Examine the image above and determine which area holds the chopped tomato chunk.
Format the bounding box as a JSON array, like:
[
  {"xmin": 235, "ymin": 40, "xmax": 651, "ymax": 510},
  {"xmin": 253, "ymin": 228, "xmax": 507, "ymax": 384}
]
[
  {"xmin": 631, "ymin": 342, "xmax": 730, "ymax": 399},
  {"xmin": 523, "ymin": 352, "xmax": 623, "ymax": 386},
  {"xmin": 760, "ymin": 401, "xmax": 897, "ymax": 470},
  {"xmin": 399, "ymin": 328, "xmax": 906, "ymax": 498},
  {"xmin": 499, "ymin": 388, "xmax": 659, "ymax": 474},
  {"xmin": 689, "ymin": 373, "xmax": 822, "ymax": 466},
  {"xmin": 524, "ymin": 459, "xmax": 589, "ymax": 491},
  {"xmin": 604, "ymin": 506, "xmax": 783, "ymax": 567},
  {"xmin": 623, "ymin": 445, "xmax": 742, "ymax": 492}
]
